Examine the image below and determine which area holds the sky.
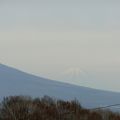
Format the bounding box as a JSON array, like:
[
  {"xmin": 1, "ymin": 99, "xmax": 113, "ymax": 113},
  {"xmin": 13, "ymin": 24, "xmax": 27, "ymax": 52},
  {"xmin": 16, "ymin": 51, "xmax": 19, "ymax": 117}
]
[{"xmin": 0, "ymin": 0, "xmax": 120, "ymax": 92}]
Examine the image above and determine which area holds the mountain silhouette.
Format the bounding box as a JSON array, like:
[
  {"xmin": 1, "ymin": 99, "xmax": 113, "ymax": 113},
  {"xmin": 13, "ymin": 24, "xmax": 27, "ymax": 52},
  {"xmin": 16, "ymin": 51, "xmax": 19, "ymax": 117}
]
[{"xmin": 0, "ymin": 64, "xmax": 120, "ymax": 109}]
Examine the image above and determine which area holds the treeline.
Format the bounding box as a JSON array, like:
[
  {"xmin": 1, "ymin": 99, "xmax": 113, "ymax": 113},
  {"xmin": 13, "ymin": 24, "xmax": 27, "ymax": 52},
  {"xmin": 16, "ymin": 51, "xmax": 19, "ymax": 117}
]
[{"xmin": 0, "ymin": 96, "xmax": 120, "ymax": 120}]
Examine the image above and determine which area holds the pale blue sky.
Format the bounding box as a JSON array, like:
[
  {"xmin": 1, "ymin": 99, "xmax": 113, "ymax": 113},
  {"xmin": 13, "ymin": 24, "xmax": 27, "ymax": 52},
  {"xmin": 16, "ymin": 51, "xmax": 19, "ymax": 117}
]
[{"xmin": 0, "ymin": 0, "xmax": 120, "ymax": 91}]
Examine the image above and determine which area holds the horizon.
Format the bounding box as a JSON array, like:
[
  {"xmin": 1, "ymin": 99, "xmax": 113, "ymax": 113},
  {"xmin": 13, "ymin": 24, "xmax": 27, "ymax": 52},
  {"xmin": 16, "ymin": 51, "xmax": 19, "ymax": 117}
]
[
  {"xmin": 0, "ymin": 63, "xmax": 120, "ymax": 93},
  {"xmin": 0, "ymin": 0, "xmax": 120, "ymax": 92}
]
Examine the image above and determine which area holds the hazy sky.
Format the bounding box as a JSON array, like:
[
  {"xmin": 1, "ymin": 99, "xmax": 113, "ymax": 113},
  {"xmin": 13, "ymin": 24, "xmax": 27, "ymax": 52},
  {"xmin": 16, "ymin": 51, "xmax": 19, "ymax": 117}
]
[{"xmin": 0, "ymin": 0, "xmax": 120, "ymax": 91}]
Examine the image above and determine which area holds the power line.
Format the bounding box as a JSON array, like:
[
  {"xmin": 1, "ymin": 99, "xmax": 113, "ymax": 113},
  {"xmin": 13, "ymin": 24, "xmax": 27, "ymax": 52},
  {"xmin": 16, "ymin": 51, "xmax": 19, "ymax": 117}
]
[{"xmin": 91, "ymin": 104, "xmax": 120, "ymax": 110}]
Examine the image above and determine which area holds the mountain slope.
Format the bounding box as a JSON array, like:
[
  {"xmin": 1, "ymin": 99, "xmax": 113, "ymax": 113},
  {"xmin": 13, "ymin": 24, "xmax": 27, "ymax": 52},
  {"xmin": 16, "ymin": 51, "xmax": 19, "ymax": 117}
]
[{"xmin": 0, "ymin": 64, "xmax": 120, "ymax": 108}]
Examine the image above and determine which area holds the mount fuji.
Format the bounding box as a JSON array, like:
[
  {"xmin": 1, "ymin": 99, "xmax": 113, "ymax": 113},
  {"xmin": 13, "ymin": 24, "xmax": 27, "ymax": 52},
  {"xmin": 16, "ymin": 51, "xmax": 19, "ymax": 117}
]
[{"xmin": 0, "ymin": 64, "xmax": 120, "ymax": 109}]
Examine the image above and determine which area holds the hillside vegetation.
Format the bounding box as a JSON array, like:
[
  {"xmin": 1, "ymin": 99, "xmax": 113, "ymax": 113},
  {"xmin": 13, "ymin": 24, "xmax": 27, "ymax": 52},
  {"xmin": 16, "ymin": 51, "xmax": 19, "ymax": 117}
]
[{"xmin": 0, "ymin": 96, "xmax": 120, "ymax": 120}]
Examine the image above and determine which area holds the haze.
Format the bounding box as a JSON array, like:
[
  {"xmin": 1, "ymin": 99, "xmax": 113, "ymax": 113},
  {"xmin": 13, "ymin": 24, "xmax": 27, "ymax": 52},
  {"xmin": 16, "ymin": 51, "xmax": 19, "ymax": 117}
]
[{"xmin": 0, "ymin": 0, "xmax": 120, "ymax": 92}]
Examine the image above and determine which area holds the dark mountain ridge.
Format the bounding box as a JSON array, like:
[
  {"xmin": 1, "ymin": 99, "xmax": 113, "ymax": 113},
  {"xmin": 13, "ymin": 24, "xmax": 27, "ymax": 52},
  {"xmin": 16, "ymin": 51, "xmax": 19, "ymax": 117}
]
[{"xmin": 0, "ymin": 64, "xmax": 120, "ymax": 109}]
